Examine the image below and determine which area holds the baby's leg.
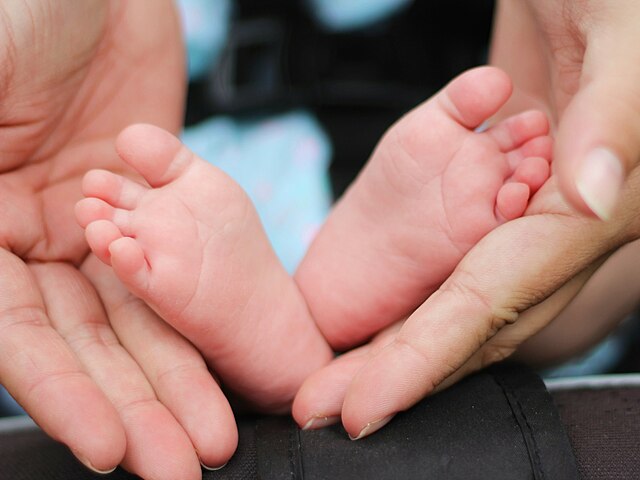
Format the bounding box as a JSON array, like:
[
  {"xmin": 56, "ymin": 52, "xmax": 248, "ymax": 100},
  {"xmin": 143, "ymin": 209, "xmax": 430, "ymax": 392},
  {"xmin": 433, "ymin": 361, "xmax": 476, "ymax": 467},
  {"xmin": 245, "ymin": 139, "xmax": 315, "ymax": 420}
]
[
  {"xmin": 296, "ymin": 66, "xmax": 552, "ymax": 350},
  {"xmin": 76, "ymin": 125, "xmax": 333, "ymax": 412}
]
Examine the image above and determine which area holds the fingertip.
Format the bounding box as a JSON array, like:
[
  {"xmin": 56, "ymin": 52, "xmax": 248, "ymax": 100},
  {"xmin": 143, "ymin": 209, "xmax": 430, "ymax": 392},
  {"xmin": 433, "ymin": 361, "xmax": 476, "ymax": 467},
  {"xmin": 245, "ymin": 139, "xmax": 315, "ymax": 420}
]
[
  {"xmin": 186, "ymin": 390, "xmax": 238, "ymax": 470},
  {"xmin": 341, "ymin": 334, "xmax": 446, "ymax": 439},
  {"xmin": 341, "ymin": 355, "xmax": 399, "ymax": 439},
  {"xmin": 36, "ymin": 383, "xmax": 127, "ymax": 474},
  {"xmin": 554, "ymin": 78, "xmax": 639, "ymax": 219},
  {"xmin": 574, "ymin": 147, "xmax": 624, "ymax": 221},
  {"xmin": 292, "ymin": 382, "xmax": 340, "ymax": 431},
  {"xmin": 197, "ymin": 437, "xmax": 237, "ymax": 472},
  {"xmin": 119, "ymin": 405, "xmax": 202, "ymax": 480},
  {"xmin": 347, "ymin": 414, "xmax": 395, "ymax": 441},
  {"xmin": 73, "ymin": 421, "xmax": 127, "ymax": 475},
  {"xmin": 292, "ymin": 352, "xmax": 369, "ymax": 429},
  {"xmin": 72, "ymin": 449, "xmax": 120, "ymax": 475}
]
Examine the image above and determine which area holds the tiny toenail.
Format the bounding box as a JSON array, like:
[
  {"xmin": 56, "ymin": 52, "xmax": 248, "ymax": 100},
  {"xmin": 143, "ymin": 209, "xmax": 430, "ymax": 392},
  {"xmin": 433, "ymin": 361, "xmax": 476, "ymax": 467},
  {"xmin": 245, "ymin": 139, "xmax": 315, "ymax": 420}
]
[
  {"xmin": 349, "ymin": 415, "xmax": 395, "ymax": 441},
  {"xmin": 575, "ymin": 147, "xmax": 623, "ymax": 221},
  {"xmin": 302, "ymin": 415, "xmax": 340, "ymax": 430}
]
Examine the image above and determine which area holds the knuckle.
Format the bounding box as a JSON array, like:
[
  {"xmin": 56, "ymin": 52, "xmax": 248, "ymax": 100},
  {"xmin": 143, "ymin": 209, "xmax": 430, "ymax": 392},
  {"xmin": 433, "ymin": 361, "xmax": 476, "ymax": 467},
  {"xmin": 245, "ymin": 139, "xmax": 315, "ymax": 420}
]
[
  {"xmin": 0, "ymin": 305, "xmax": 48, "ymax": 333},
  {"xmin": 64, "ymin": 321, "xmax": 121, "ymax": 354},
  {"xmin": 155, "ymin": 360, "xmax": 207, "ymax": 386},
  {"xmin": 392, "ymin": 336, "xmax": 447, "ymax": 394},
  {"xmin": 443, "ymin": 271, "xmax": 520, "ymax": 335},
  {"xmin": 479, "ymin": 344, "xmax": 516, "ymax": 367},
  {"xmin": 23, "ymin": 370, "xmax": 86, "ymax": 407}
]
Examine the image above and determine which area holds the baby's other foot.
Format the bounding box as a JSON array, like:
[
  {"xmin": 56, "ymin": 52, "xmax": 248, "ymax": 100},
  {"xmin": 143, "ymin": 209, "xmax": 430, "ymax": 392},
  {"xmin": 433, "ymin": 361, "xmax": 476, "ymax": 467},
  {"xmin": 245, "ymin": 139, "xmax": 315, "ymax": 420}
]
[
  {"xmin": 76, "ymin": 125, "xmax": 332, "ymax": 412},
  {"xmin": 296, "ymin": 66, "xmax": 552, "ymax": 349}
]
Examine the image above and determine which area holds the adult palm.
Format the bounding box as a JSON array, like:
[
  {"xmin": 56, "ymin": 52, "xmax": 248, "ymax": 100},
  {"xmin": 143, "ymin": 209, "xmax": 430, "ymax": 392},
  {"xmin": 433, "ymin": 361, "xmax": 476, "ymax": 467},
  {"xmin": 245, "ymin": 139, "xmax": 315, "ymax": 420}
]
[
  {"xmin": 0, "ymin": 2, "xmax": 236, "ymax": 478},
  {"xmin": 0, "ymin": 0, "xmax": 183, "ymax": 259}
]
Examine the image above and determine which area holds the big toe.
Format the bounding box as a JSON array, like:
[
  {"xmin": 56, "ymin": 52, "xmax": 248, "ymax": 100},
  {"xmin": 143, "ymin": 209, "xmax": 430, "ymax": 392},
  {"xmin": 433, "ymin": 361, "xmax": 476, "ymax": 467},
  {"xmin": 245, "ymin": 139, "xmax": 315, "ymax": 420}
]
[
  {"xmin": 116, "ymin": 124, "xmax": 193, "ymax": 187},
  {"xmin": 438, "ymin": 66, "xmax": 513, "ymax": 130}
]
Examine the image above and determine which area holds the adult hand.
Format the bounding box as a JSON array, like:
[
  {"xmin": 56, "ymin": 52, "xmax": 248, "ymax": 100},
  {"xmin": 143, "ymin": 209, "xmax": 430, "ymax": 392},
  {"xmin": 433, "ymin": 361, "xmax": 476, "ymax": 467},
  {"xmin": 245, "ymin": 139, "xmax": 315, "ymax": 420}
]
[
  {"xmin": 0, "ymin": 1, "xmax": 235, "ymax": 477},
  {"xmin": 293, "ymin": 173, "xmax": 640, "ymax": 438},
  {"xmin": 292, "ymin": 0, "xmax": 640, "ymax": 439},
  {"xmin": 490, "ymin": 0, "xmax": 640, "ymax": 220}
]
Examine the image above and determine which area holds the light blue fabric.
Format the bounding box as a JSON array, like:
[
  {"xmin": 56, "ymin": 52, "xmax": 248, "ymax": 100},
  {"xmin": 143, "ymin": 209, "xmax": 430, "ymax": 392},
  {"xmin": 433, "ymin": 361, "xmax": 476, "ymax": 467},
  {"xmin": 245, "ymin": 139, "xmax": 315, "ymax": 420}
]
[
  {"xmin": 0, "ymin": 110, "xmax": 331, "ymax": 417},
  {"xmin": 542, "ymin": 313, "xmax": 640, "ymax": 378},
  {"xmin": 0, "ymin": 386, "xmax": 23, "ymax": 416},
  {"xmin": 182, "ymin": 111, "xmax": 333, "ymax": 273},
  {"xmin": 543, "ymin": 336, "xmax": 626, "ymax": 378},
  {"xmin": 177, "ymin": 0, "xmax": 232, "ymax": 80},
  {"xmin": 306, "ymin": 0, "xmax": 413, "ymax": 31}
]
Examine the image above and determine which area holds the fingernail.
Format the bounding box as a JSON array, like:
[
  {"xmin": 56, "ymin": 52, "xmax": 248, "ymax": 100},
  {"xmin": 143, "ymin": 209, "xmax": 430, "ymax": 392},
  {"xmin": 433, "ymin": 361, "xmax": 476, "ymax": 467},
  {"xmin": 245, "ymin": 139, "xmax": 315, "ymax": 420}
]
[
  {"xmin": 302, "ymin": 415, "xmax": 340, "ymax": 430},
  {"xmin": 72, "ymin": 450, "xmax": 117, "ymax": 475},
  {"xmin": 201, "ymin": 460, "xmax": 227, "ymax": 471},
  {"xmin": 349, "ymin": 415, "xmax": 394, "ymax": 441},
  {"xmin": 575, "ymin": 147, "xmax": 624, "ymax": 220}
]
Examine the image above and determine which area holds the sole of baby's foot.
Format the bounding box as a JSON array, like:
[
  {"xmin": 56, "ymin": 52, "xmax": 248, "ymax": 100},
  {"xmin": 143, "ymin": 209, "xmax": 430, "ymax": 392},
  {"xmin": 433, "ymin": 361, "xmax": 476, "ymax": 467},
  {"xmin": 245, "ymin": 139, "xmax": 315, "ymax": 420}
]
[
  {"xmin": 295, "ymin": 66, "xmax": 552, "ymax": 350},
  {"xmin": 76, "ymin": 124, "xmax": 333, "ymax": 412}
]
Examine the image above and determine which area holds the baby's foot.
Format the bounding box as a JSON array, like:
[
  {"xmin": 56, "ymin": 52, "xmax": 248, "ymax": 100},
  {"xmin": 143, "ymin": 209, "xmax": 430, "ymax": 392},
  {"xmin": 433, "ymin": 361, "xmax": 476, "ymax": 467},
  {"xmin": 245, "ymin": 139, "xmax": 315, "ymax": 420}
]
[
  {"xmin": 295, "ymin": 66, "xmax": 552, "ymax": 349},
  {"xmin": 76, "ymin": 125, "xmax": 332, "ymax": 412}
]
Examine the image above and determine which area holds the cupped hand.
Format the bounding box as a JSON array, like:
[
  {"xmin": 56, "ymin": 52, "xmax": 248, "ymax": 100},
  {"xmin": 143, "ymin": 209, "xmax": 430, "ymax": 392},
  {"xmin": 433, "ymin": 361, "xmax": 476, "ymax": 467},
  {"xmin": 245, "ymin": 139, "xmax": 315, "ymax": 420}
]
[
  {"xmin": 0, "ymin": 1, "xmax": 236, "ymax": 477},
  {"xmin": 294, "ymin": 0, "xmax": 640, "ymax": 441},
  {"xmin": 293, "ymin": 171, "xmax": 640, "ymax": 438},
  {"xmin": 491, "ymin": 0, "xmax": 640, "ymax": 220}
]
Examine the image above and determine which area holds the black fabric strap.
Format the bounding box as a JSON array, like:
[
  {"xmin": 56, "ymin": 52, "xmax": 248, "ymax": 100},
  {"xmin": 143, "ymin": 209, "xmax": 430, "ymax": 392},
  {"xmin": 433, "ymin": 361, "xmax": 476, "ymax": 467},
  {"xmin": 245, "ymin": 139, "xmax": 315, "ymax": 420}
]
[
  {"xmin": 254, "ymin": 363, "xmax": 579, "ymax": 480},
  {"xmin": 0, "ymin": 364, "xmax": 578, "ymax": 479}
]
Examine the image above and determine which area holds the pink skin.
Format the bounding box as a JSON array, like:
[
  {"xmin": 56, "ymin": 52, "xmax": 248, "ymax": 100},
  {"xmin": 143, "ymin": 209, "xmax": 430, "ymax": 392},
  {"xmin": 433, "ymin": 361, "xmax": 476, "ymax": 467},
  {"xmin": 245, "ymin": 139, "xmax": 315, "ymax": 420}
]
[
  {"xmin": 295, "ymin": 66, "xmax": 552, "ymax": 352},
  {"xmin": 76, "ymin": 67, "xmax": 550, "ymax": 444},
  {"xmin": 491, "ymin": 0, "xmax": 640, "ymax": 221},
  {"xmin": 76, "ymin": 125, "xmax": 333, "ymax": 414}
]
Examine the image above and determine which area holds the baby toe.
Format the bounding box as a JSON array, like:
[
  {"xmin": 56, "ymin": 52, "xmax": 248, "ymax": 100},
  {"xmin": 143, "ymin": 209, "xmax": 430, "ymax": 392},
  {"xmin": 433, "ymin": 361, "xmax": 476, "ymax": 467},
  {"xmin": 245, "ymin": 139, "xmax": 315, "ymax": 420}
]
[
  {"xmin": 496, "ymin": 182, "xmax": 530, "ymax": 221},
  {"xmin": 85, "ymin": 220, "xmax": 124, "ymax": 265},
  {"xmin": 513, "ymin": 157, "xmax": 551, "ymax": 194}
]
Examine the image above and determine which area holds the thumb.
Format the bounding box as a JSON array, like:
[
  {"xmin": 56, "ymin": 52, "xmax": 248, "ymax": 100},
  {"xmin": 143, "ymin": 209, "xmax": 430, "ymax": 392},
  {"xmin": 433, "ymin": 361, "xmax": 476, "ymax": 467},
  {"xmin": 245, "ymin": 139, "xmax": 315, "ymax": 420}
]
[{"xmin": 555, "ymin": 18, "xmax": 640, "ymax": 220}]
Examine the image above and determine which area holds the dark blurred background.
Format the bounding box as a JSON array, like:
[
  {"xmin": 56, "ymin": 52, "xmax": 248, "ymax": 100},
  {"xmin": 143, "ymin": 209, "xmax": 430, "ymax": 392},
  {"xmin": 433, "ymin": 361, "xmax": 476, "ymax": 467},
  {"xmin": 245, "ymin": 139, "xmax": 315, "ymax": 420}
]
[
  {"xmin": 185, "ymin": 0, "xmax": 495, "ymax": 198},
  {"xmin": 3, "ymin": 0, "xmax": 639, "ymax": 418}
]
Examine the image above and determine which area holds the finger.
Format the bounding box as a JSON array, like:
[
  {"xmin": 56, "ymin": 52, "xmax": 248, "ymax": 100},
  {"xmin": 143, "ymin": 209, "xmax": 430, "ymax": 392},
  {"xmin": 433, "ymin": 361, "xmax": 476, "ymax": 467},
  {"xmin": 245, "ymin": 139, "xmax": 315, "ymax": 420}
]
[
  {"xmin": 555, "ymin": 14, "xmax": 640, "ymax": 220},
  {"xmin": 0, "ymin": 249, "xmax": 125, "ymax": 473},
  {"xmin": 293, "ymin": 322, "xmax": 401, "ymax": 430},
  {"xmin": 293, "ymin": 348, "xmax": 371, "ymax": 431},
  {"xmin": 30, "ymin": 262, "xmax": 201, "ymax": 480},
  {"xmin": 83, "ymin": 255, "xmax": 238, "ymax": 469},
  {"xmin": 341, "ymin": 209, "xmax": 614, "ymax": 439},
  {"xmin": 436, "ymin": 263, "xmax": 601, "ymax": 392},
  {"xmin": 514, "ymin": 238, "xmax": 640, "ymax": 366}
]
